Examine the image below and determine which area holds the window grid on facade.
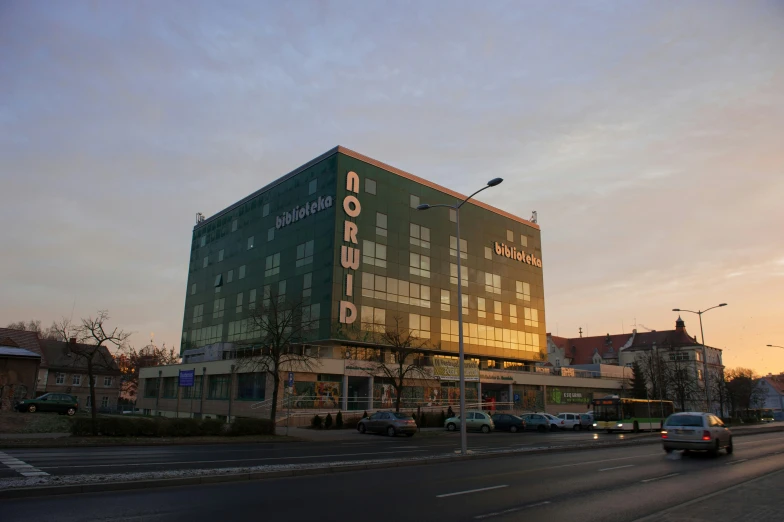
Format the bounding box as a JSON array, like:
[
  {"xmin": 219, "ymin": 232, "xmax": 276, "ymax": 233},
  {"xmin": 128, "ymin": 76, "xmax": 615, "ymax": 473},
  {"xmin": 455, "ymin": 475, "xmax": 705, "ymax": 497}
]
[
  {"xmin": 237, "ymin": 373, "xmax": 265, "ymax": 400},
  {"xmin": 55, "ymin": 373, "xmax": 65, "ymax": 385},
  {"xmin": 516, "ymin": 281, "xmax": 531, "ymax": 301},
  {"xmin": 262, "ymin": 203, "xmax": 270, "ymax": 217},
  {"xmin": 200, "ymin": 236, "xmax": 206, "ymax": 247},
  {"xmin": 462, "ymin": 294, "xmax": 469, "ymax": 315},
  {"xmin": 376, "ymin": 213, "xmax": 387, "ymax": 237},
  {"xmin": 410, "ymin": 194, "xmax": 420, "ymax": 209},
  {"xmin": 362, "ymin": 240, "xmax": 387, "ymax": 268},
  {"xmin": 507, "ymin": 229, "xmax": 514, "ymax": 242},
  {"xmin": 72, "ymin": 374, "xmax": 81, "ymax": 386},
  {"xmin": 361, "ymin": 306, "xmax": 386, "ymax": 333},
  {"xmin": 449, "ymin": 209, "xmax": 457, "ymax": 222},
  {"xmin": 303, "ymin": 303, "xmax": 321, "ymax": 330},
  {"xmin": 228, "ymin": 319, "xmax": 259, "ymax": 342},
  {"xmin": 265, "ymin": 253, "xmax": 280, "ymax": 277},
  {"xmin": 366, "ymin": 178, "xmax": 377, "ymax": 194},
  {"xmin": 213, "ymin": 298, "xmax": 225, "ymax": 319},
  {"xmin": 449, "ymin": 236, "xmax": 468, "ymax": 259},
  {"xmin": 193, "ymin": 304, "xmax": 204, "ymax": 323},
  {"xmin": 104, "ymin": 376, "xmax": 112, "ymax": 387},
  {"xmin": 249, "ymin": 289, "xmax": 257, "ymax": 310},
  {"xmin": 232, "ymin": 220, "xmax": 238, "ymax": 232},
  {"xmin": 361, "ymin": 273, "xmax": 431, "ymax": 308},
  {"xmin": 485, "ymin": 273, "xmax": 501, "ymax": 294},
  {"xmin": 440, "ymin": 318, "xmax": 542, "ymax": 352},
  {"xmin": 208, "ymin": 375, "xmax": 231, "ymax": 399},
  {"xmin": 440, "ymin": 289, "xmax": 450, "ymax": 312},
  {"xmin": 450, "ymin": 263, "xmax": 468, "ymax": 287},
  {"xmin": 190, "ymin": 324, "xmax": 224, "ymax": 347},
  {"xmin": 510, "ymin": 304, "xmax": 518, "ymax": 324},
  {"xmin": 409, "ymin": 313, "xmax": 431, "ymax": 339},
  {"xmin": 101, "ymin": 396, "xmax": 109, "ymax": 408},
  {"xmin": 484, "ymin": 246, "xmax": 492, "ymax": 260},
  {"xmin": 409, "ymin": 223, "xmax": 431, "ymax": 248},
  {"xmin": 227, "ymin": 270, "xmax": 233, "ymax": 284},
  {"xmin": 524, "ymin": 307, "xmax": 539, "ymax": 328},
  {"xmin": 303, "ymin": 273, "xmax": 312, "ymax": 299},
  {"xmin": 218, "ymin": 249, "xmax": 224, "ymax": 262},
  {"xmin": 477, "ymin": 297, "xmax": 486, "ymax": 318},
  {"xmin": 236, "ymin": 292, "xmax": 243, "ymax": 314},
  {"xmin": 296, "ymin": 240, "xmax": 314, "ymax": 267},
  {"xmin": 191, "ymin": 283, "xmax": 196, "ymax": 295},
  {"xmin": 247, "ymin": 236, "xmax": 255, "ymax": 250},
  {"xmin": 239, "ymin": 265, "xmax": 246, "ymax": 279},
  {"xmin": 308, "ymin": 179, "xmax": 317, "ymax": 195},
  {"xmin": 267, "ymin": 227, "xmax": 275, "ymax": 241},
  {"xmin": 520, "ymin": 234, "xmax": 528, "ymax": 247},
  {"xmin": 409, "ymin": 252, "xmax": 431, "ymax": 278},
  {"xmin": 203, "ymin": 257, "xmax": 208, "ymax": 268},
  {"xmin": 493, "ymin": 300, "xmax": 502, "ymax": 321}
]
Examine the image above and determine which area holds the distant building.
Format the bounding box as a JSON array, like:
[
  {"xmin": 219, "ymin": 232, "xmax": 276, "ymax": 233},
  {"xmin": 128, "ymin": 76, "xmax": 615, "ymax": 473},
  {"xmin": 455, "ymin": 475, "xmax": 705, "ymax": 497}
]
[
  {"xmin": 757, "ymin": 374, "xmax": 784, "ymax": 412},
  {"xmin": 0, "ymin": 337, "xmax": 42, "ymax": 410},
  {"xmin": 547, "ymin": 332, "xmax": 635, "ymax": 367}
]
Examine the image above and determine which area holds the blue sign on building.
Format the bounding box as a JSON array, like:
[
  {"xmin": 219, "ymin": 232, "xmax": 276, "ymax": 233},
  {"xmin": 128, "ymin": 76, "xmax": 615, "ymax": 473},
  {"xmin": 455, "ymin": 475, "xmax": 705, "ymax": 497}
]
[
  {"xmin": 288, "ymin": 372, "xmax": 294, "ymax": 387},
  {"xmin": 179, "ymin": 369, "xmax": 195, "ymax": 387},
  {"xmin": 513, "ymin": 393, "xmax": 520, "ymax": 402}
]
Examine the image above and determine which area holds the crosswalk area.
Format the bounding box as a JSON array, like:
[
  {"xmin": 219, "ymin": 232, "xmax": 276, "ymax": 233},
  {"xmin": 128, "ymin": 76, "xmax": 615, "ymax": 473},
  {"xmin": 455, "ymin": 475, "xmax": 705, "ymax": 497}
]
[{"xmin": 0, "ymin": 451, "xmax": 49, "ymax": 477}]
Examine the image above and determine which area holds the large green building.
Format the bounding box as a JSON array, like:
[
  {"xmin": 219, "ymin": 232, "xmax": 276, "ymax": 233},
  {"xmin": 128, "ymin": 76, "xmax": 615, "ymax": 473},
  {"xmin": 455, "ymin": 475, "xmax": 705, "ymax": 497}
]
[{"xmin": 182, "ymin": 146, "xmax": 546, "ymax": 369}]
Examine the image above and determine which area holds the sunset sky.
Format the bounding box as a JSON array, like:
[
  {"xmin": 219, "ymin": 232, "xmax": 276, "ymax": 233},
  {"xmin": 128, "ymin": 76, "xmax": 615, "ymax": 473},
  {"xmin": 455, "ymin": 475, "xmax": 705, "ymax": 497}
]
[{"xmin": 2, "ymin": 1, "xmax": 782, "ymax": 375}]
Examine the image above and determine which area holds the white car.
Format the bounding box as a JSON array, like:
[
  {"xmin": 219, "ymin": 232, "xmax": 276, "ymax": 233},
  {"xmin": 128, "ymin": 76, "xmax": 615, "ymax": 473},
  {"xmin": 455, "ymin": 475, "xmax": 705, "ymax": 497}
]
[
  {"xmin": 557, "ymin": 412, "xmax": 582, "ymax": 431},
  {"xmin": 543, "ymin": 413, "xmax": 566, "ymax": 430},
  {"xmin": 662, "ymin": 412, "xmax": 733, "ymax": 455}
]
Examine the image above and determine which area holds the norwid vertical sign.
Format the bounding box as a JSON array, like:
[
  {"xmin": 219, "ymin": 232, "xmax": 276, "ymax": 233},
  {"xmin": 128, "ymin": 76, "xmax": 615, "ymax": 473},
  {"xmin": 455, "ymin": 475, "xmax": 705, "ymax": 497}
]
[{"xmin": 339, "ymin": 171, "xmax": 361, "ymax": 324}]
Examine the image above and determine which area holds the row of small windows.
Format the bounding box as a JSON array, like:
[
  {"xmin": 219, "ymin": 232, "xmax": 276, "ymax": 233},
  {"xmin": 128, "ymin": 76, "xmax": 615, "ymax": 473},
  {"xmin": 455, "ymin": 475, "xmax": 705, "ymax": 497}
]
[
  {"xmin": 54, "ymin": 374, "xmax": 112, "ymax": 386},
  {"xmin": 360, "ymin": 273, "xmax": 432, "ymax": 309},
  {"xmin": 441, "ymin": 319, "xmax": 543, "ymax": 351}
]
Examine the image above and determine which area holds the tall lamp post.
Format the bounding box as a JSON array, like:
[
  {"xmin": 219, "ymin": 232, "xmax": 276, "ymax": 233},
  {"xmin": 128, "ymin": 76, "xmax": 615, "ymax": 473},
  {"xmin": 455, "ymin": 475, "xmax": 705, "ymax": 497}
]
[
  {"xmin": 672, "ymin": 303, "xmax": 727, "ymax": 413},
  {"xmin": 417, "ymin": 177, "xmax": 503, "ymax": 456}
]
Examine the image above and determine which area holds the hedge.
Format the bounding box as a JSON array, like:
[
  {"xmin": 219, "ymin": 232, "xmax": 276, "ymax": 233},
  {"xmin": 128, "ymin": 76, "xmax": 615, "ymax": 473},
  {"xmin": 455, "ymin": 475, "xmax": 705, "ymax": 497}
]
[{"xmin": 70, "ymin": 416, "xmax": 273, "ymax": 437}]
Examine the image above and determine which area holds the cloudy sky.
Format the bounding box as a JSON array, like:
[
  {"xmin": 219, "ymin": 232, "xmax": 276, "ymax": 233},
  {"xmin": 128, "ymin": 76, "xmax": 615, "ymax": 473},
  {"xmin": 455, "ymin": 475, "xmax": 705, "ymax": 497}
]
[{"xmin": 2, "ymin": 1, "xmax": 782, "ymax": 374}]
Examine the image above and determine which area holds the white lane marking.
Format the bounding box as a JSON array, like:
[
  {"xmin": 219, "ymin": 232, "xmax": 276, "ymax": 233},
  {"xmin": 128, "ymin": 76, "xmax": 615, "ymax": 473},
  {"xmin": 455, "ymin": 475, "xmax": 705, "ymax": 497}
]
[
  {"xmin": 437, "ymin": 485, "xmax": 509, "ymax": 498},
  {"xmin": 474, "ymin": 501, "xmax": 551, "ymax": 519},
  {"xmin": 727, "ymin": 459, "xmax": 749, "ymax": 465},
  {"xmin": 641, "ymin": 472, "xmax": 680, "ymax": 483},
  {"xmin": 0, "ymin": 451, "xmax": 49, "ymax": 478},
  {"xmin": 599, "ymin": 464, "xmax": 635, "ymax": 472},
  {"xmin": 36, "ymin": 448, "xmax": 430, "ymax": 470}
]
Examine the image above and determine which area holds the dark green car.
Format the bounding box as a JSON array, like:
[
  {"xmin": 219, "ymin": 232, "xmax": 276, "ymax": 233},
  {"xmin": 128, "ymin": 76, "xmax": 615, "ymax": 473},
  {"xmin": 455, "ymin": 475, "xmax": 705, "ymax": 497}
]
[{"xmin": 15, "ymin": 393, "xmax": 79, "ymax": 416}]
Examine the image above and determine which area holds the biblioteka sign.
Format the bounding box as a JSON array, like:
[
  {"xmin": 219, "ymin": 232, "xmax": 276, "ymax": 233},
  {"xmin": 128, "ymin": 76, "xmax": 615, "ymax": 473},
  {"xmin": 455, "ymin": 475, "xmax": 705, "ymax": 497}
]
[
  {"xmin": 494, "ymin": 241, "xmax": 543, "ymax": 268},
  {"xmin": 275, "ymin": 195, "xmax": 334, "ymax": 229}
]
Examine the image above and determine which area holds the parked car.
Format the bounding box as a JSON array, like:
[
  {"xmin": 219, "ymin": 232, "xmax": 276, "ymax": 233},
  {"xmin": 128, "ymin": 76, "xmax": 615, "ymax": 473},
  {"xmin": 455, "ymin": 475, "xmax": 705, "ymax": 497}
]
[
  {"xmin": 579, "ymin": 413, "xmax": 594, "ymax": 430},
  {"xmin": 661, "ymin": 412, "xmax": 733, "ymax": 455},
  {"xmin": 491, "ymin": 413, "xmax": 526, "ymax": 433},
  {"xmin": 520, "ymin": 413, "xmax": 551, "ymax": 432},
  {"xmin": 15, "ymin": 393, "xmax": 79, "ymax": 416},
  {"xmin": 543, "ymin": 413, "xmax": 566, "ymax": 430},
  {"xmin": 445, "ymin": 410, "xmax": 495, "ymax": 433},
  {"xmin": 557, "ymin": 413, "xmax": 582, "ymax": 431},
  {"xmin": 357, "ymin": 411, "xmax": 417, "ymax": 437}
]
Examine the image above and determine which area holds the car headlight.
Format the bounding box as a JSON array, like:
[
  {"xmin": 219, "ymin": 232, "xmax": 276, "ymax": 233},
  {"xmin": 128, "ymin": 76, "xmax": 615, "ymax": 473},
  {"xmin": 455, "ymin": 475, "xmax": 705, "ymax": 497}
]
[{"xmin": 592, "ymin": 423, "xmax": 597, "ymax": 426}]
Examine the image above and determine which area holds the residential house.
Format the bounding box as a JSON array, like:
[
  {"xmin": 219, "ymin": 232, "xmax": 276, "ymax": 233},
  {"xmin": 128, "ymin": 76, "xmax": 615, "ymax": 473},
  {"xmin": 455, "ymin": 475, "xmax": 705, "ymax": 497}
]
[
  {"xmin": 0, "ymin": 337, "xmax": 42, "ymax": 410},
  {"xmin": 547, "ymin": 332, "xmax": 635, "ymax": 368},
  {"xmin": 758, "ymin": 373, "xmax": 784, "ymax": 413}
]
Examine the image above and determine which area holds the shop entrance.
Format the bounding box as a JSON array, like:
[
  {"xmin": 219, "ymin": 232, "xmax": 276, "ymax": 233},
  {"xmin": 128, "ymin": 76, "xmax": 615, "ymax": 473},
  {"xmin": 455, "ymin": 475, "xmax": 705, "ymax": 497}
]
[
  {"xmin": 481, "ymin": 383, "xmax": 513, "ymax": 411},
  {"xmin": 347, "ymin": 376, "xmax": 370, "ymax": 411}
]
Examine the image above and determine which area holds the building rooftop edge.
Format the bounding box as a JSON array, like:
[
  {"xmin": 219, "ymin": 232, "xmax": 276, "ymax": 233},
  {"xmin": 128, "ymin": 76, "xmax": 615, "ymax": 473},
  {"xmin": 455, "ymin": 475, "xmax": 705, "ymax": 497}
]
[{"xmin": 195, "ymin": 146, "xmax": 540, "ymax": 231}]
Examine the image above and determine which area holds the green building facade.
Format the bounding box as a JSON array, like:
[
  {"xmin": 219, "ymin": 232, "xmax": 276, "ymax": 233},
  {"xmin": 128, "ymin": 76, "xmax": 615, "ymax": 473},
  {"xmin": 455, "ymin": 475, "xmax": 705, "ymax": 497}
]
[{"xmin": 182, "ymin": 147, "xmax": 545, "ymax": 368}]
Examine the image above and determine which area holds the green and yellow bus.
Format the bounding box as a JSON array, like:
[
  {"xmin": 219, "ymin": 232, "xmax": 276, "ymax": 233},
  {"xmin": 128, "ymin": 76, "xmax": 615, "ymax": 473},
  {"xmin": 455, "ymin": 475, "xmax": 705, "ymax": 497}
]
[{"xmin": 592, "ymin": 397, "xmax": 674, "ymax": 432}]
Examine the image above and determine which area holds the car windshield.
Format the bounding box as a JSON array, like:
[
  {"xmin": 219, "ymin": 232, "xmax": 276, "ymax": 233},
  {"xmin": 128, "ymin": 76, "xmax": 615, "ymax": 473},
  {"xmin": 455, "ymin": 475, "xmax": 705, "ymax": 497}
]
[
  {"xmin": 393, "ymin": 413, "xmax": 412, "ymax": 419},
  {"xmin": 666, "ymin": 415, "xmax": 704, "ymax": 427}
]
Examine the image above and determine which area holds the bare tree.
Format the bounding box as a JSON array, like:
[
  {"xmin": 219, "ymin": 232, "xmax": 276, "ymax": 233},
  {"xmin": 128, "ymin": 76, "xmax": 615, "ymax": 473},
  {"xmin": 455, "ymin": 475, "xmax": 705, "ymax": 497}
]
[
  {"xmin": 359, "ymin": 316, "xmax": 431, "ymax": 413},
  {"xmin": 663, "ymin": 345, "xmax": 702, "ymax": 412},
  {"xmin": 711, "ymin": 371, "xmax": 729, "ymax": 418},
  {"xmin": 235, "ymin": 293, "xmax": 320, "ymax": 434},
  {"xmin": 117, "ymin": 343, "xmax": 179, "ymax": 403},
  {"xmin": 53, "ymin": 311, "xmax": 131, "ymax": 434},
  {"xmin": 637, "ymin": 348, "xmax": 672, "ymax": 404},
  {"xmin": 6, "ymin": 319, "xmax": 60, "ymax": 340},
  {"xmin": 725, "ymin": 368, "xmax": 765, "ymax": 419}
]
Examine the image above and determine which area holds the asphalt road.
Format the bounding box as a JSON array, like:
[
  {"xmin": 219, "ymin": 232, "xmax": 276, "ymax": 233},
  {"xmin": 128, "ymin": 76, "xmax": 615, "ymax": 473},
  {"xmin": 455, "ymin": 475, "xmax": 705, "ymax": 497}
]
[
  {"xmin": 0, "ymin": 429, "xmax": 653, "ymax": 479},
  {"xmin": 2, "ymin": 431, "xmax": 783, "ymax": 521}
]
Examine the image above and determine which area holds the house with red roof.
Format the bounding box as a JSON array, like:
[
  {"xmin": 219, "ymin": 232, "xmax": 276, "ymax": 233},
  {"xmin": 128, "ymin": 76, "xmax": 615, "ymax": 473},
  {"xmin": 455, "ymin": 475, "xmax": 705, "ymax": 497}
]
[
  {"xmin": 547, "ymin": 332, "xmax": 635, "ymax": 367},
  {"xmin": 757, "ymin": 373, "xmax": 784, "ymax": 412}
]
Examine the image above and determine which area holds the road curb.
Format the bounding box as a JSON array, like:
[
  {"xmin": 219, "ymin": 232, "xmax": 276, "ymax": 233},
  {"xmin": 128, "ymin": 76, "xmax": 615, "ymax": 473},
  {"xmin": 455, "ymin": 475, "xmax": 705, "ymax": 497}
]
[{"xmin": 1, "ymin": 426, "xmax": 782, "ymax": 500}]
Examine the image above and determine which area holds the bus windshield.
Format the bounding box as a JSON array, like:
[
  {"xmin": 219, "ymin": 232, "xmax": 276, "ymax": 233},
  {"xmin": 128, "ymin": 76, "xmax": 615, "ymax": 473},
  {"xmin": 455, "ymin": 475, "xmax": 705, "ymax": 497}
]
[{"xmin": 594, "ymin": 402, "xmax": 620, "ymax": 421}]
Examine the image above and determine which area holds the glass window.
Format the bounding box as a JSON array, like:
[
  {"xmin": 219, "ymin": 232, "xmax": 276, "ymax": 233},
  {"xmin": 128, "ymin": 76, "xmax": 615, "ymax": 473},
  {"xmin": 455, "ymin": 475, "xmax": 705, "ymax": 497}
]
[
  {"xmin": 410, "ymin": 194, "xmax": 420, "ymax": 209},
  {"xmin": 361, "ymin": 275, "xmax": 431, "ymax": 309},
  {"xmin": 409, "ymin": 253, "xmax": 431, "ymax": 278},
  {"xmin": 213, "ymin": 298, "xmax": 225, "ymax": 319},
  {"xmin": 308, "ymin": 179, "xmax": 317, "ymax": 195},
  {"xmin": 267, "ymin": 227, "xmax": 275, "ymax": 242},
  {"xmin": 278, "ymin": 280, "xmax": 286, "ymax": 301},
  {"xmin": 477, "ymin": 297, "xmax": 486, "ymax": 319},
  {"xmin": 161, "ymin": 377, "xmax": 177, "ymax": 398},
  {"xmin": 265, "ymin": 253, "xmax": 280, "ymax": 277},
  {"xmin": 440, "ymin": 289, "xmax": 451, "ymax": 312},
  {"xmin": 409, "ymin": 313, "xmax": 431, "ymax": 339},
  {"xmin": 516, "ymin": 281, "xmax": 531, "ymax": 301},
  {"xmin": 227, "ymin": 270, "xmax": 234, "ymax": 283},
  {"xmin": 493, "ymin": 301, "xmax": 502, "ymax": 321},
  {"xmin": 262, "ymin": 203, "xmax": 270, "ymax": 217},
  {"xmin": 296, "ymin": 240, "xmax": 314, "ymax": 267},
  {"xmin": 239, "ymin": 265, "xmax": 246, "ymax": 279},
  {"xmin": 303, "ymin": 273, "xmax": 312, "ymax": 299},
  {"xmin": 366, "ymin": 178, "xmax": 377, "ymax": 194},
  {"xmin": 524, "ymin": 307, "xmax": 539, "ymax": 328},
  {"xmin": 507, "ymin": 230, "xmax": 514, "ymax": 242},
  {"xmin": 208, "ymin": 374, "xmax": 231, "ymax": 400},
  {"xmin": 192, "ymin": 304, "xmax": 204, "ymax": 323},
  {"xmin": 449, "ymin": 263, "xmax": 468, "ymax": 287},
  {"xmin": 484, "ymin": 246, "xmax": 492, "ymax": 260},
  {"xmin": 104, "ymin": 376, "xmax": 112, "ymax": 387},
  {"xmin": 236, "ymin": 292, "xmax": 243, "ymax": 313},
  {"xmin": 449, "ymin": 209, "xmax": 457, "ymax": 222},
  {"xmin": 203, "ymin": 257, "xmax": 208, "ymax": 268},
  {"xmin": 449, "ymin": 236, "xmax": 467, "ymax": 259},
  {"xmin": 361, "ymin": 306, "xmax": 386, "ymax": 333},
  {"xmin": 303, "ymin": 303, "xmax": 321, "ymax": 330},
  {"xmin": 72, "ymin": 374, "xmax": 81, "ymax": 385},
  {"xmin": 214, "ymin": 274, "xmax": 223, "ymax": 288},
  {"xmin": 200, "ymin": 236, "xmax": 206, "ymax": 247},
  {"xmin": 461, "ymin": 294, "xmax": 469, "ymax": 315},
  {"xmin": 101, "ymin": 396, "xmax": 109, "ymax": 408},
  {"xmin": 55, "ymin": 373, "xmax": 65, "ymax": 385},
  {"xmin": 485, "ymin": 273, "xmax": 501, "ymax": 294},
  {"xmin": 237, "ymin": 373, "xmax": 266, "ymax": 400},
  {"xmin": 191, "ymin": 283, "xmax": 196, "ymax": 295},
  {"xmin": 249, "ymin": 289, "xmax": 257, "ymax": 310},
  {"xmin": 410, "ymin": 223, "xmax": 431, "ymax": 248},
  {"xmin": 520, "ymin": 234, "xmax": 528, "ymax": 247},
  {"xmin": 362, "ymin": 240, "xmax": 387, "ymax": 268},
  {"xmin": 376, "ymin": 212, "xmax": 387, "ymax": 237},
  {"xmin": 218, "ymin": 249, "xmax": 224, "ymax": 262},
  {"xmin": 143, "ymin": 378, "xmax": 159, "ymax": 398},
  {"xmin": 510, "ymin": 304, "xmax": 518, "ymax": 324},
  {"xmin": 263, "ymin": 285, "xmax": 271, "ymax": 307},
  {"xmin": 232, "ymin": 220, "xmax": 238, "ymax": 232},
  {"xmin": 247, "ymin": 236, "xmax": 255, "ymax": 250}
]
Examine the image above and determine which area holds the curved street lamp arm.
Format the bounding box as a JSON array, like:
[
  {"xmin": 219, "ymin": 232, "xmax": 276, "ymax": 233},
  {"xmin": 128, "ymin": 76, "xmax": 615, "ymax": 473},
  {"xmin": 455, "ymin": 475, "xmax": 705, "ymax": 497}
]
[
  {"xmin": 675, "ymin": 308, "xmax": 700, "ymax": 315},
  {"xmin": 421, "ymin": 203, "xmax": 456, "ymax": 210},
  {"xmin": 457, "ymin": 185, "xmax": 491, "ymax": 209},
  {"xmin": 702, "ymin": 304, "xmax": 726, "ymax": 314}
]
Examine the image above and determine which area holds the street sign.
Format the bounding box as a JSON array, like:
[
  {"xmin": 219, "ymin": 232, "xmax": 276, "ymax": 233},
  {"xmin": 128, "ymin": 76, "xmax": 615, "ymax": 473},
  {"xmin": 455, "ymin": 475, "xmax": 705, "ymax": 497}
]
[
  {"xmin": 513, "ymin": 393, "xmax": 520, "ymax": 402},
  {"xmin": 288, "ymin": 372, "xmax": 294, "ymax": 388},
  {"xmin": 179, "ymin": 369, "xmax": 195, "ymax": 387}
]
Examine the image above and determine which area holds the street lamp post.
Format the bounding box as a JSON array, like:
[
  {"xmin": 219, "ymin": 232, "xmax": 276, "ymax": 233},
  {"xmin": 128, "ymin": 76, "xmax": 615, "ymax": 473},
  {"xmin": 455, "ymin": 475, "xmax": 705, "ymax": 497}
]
[
  {"xmin": 417, "ymin": 177, "xmax": 503, "ymax": 456},
  {"xmin": 672, "ymin": 303, "xmax": 727, "ymax": 413}
]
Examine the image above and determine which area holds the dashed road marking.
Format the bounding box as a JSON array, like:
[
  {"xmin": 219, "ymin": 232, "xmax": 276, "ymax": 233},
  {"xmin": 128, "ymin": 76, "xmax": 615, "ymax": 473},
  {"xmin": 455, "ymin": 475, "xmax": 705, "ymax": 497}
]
[
  {"xmin": 641, "ymin": 472, "xmax": 680, "ymax": 483},
  {"xmin": 437, "ymin": 484, "xmax": 508, "ymax": 498},
  {"xmin": 599, "ymin": 464, "xmax": 635, "ymax": 472},
  {"xmin": 727, "ymin": 459, "xmax": 749, "ymax": 465},
  {"xmin": 474, "ymin": 501, "xmax": 551, "ymax": 519},
  {"xmin": 0, "ymin": 451, "xmax": 49, "ymax": 478}
]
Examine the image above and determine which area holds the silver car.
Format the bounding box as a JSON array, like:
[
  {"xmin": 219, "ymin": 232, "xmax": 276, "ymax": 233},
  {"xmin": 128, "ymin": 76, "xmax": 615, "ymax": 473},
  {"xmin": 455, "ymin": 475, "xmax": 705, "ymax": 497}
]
[{"xmin": 661, "ymin": 412, "xmax": 733, "ymax": 455}]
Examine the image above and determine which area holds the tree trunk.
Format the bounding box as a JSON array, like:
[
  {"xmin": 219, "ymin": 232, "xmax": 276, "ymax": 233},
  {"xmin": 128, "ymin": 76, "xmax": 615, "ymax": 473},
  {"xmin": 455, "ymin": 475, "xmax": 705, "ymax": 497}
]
[
  {"xmin": 269, "ymin": 371, "xmax": 280, "ymax": 435},
  {"xmin": 394, "ymin": 383, "xmax": 402, "ymax": 413},
  {"xmin": 88, "ymin": 356, "xmax": 97, "ymax": 435}
]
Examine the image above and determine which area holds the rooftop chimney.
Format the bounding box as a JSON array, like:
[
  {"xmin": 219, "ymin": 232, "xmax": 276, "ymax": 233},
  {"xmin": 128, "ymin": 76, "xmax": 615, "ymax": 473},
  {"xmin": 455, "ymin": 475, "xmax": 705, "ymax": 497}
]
[{"xmin": 69, "ymin": 337, "xmax": 77, "ymax": 346}]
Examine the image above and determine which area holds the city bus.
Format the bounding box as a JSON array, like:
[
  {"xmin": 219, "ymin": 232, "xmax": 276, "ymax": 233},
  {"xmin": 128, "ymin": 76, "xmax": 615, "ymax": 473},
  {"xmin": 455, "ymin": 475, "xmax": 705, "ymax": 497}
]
[{"xmin": 592, "ymin": 397, "xmax": 674, "ymax": 432}]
